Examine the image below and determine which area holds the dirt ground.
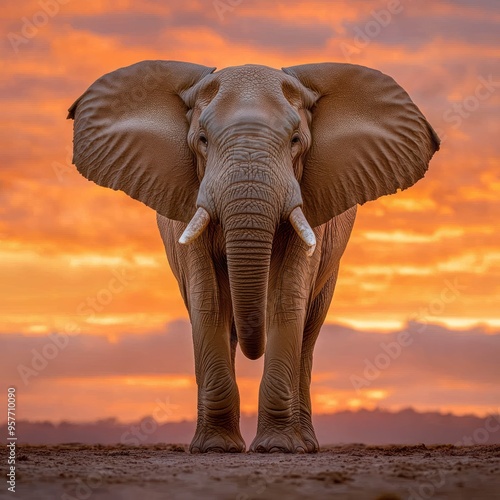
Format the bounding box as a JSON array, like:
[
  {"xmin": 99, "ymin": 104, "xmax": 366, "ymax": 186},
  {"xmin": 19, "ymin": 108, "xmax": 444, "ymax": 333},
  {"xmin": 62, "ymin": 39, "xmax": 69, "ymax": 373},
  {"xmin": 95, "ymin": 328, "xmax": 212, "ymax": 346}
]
[{"xmin": 2, "ymin": 444, "xmax": 500, "ymax": 500}]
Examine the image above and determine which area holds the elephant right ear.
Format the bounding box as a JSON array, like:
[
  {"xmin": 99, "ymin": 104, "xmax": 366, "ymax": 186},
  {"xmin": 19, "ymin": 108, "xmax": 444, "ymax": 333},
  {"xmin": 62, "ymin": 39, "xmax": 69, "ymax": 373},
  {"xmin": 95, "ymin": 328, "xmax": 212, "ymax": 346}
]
[
  {"xmin": 283, "ymin": 63, "xmax": 440, "ymax": 228},
  {"xmin": 68, "ymin": 61, "xmax": 215, "ymax": 223}
]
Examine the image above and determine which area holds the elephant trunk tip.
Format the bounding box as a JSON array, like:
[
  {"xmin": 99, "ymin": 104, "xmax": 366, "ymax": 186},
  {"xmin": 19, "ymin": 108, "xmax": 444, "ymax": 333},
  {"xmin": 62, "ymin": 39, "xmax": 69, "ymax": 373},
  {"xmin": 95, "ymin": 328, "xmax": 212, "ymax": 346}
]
[
  {"xmin": 240, "ymin": 342, "xmax": 265, "ymax": 360},
  {"xmin": 231, "ymin": 291, "xmax": 268, "ymax": 361}
]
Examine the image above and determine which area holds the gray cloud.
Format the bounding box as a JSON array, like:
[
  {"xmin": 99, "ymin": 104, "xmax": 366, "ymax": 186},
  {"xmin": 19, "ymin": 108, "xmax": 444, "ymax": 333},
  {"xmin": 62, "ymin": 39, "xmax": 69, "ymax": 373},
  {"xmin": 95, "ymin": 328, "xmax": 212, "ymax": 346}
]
[
  {"xmin": 67, "ymin": 10, "xmax": 334, "ymax": 51},
  {"xmin": 0, "ymin": 75, "xmax": 83, "ymax": 99},
  {"xmin": 212, "ymin": 16, "xmax": 333, "ymax": 51},
  {"xmin": 446, "ymin": 0, "xmax": 500, "ymax": 11},
  {"xmin": 3, "ymin": 321, "xmax": 499, "ymax": 392},
  {"xmin": 69, "ymin": 12, "xmax": 166, "ymax": 43},
  {"xmin": 344, "ymin": 12, "xmax": 499, "ymax": 49},
  {"xmin": 3, "ymin": 320, "xmax": 195, "ymax": 383}
]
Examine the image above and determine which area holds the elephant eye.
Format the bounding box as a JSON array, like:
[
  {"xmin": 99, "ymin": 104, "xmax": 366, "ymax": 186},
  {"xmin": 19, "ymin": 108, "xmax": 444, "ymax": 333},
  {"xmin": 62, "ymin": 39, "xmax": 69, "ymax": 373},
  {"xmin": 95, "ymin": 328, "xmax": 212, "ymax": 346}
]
[
  {"xmin": 199, "ymin": 133, "xmax": 208, "ymax": 146},
  {"xmin": 291, "ymin": 133, "xmax": 301, "ymax": 146}
]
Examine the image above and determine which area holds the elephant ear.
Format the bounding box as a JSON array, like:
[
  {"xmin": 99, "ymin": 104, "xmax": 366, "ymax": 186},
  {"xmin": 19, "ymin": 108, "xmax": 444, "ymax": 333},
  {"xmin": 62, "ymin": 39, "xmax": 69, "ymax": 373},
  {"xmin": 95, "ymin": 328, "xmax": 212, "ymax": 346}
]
[
  {"xmin": 283, "ymin": 63, "xmax": 440, "ymax": 227},
  {"xmin": 68, "ymin": 60, "xmax": 215, "ymax": 223}
]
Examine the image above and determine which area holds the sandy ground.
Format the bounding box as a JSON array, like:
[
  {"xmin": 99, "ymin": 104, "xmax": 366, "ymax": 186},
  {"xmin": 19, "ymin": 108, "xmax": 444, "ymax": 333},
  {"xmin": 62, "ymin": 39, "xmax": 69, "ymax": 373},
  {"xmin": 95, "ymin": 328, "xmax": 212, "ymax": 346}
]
[{"xmin": 2, "ymin": 444, "xmax": 500, "ymax": 500}]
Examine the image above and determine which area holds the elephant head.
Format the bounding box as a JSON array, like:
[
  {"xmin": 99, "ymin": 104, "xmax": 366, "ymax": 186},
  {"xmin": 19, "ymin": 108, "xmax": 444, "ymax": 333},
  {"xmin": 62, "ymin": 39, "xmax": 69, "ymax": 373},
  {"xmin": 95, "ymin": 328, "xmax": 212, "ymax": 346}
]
[{"xmin": 68, "ymin": 61, "xmax": 439, "ymax": 360}]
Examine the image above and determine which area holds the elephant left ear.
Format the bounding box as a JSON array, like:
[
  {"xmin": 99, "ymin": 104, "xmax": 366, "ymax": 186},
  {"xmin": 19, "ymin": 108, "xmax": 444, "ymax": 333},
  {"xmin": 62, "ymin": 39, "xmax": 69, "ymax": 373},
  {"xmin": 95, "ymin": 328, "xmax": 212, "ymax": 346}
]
[
  {"xmin": 283, "ymin": 63, "xmax": 440, "ymax": 227},
  {"xmin": 67, "ymin": 60, "xmax": 215, "ymax": 223}
]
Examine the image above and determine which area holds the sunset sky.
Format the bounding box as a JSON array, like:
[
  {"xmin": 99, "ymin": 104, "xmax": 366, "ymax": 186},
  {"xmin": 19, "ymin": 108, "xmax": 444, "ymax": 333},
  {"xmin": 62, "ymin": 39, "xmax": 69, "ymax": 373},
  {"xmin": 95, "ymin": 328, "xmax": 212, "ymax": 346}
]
[{"xmin": 1, "ymin": 0, "xmax": 499, "ymax": 425}]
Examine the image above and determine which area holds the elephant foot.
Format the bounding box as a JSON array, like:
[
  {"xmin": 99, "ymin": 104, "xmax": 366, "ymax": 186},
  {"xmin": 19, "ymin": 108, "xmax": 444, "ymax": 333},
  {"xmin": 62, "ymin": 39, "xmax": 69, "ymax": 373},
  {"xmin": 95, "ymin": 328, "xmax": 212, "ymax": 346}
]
[
  {"xmin": 300, "ymin": 420, "xmax": 320, "ymax": 453},
  {"xmin": 250, "ymin": 426, "xmax": 307, "ymax": 453},
  {"xmin": 189, "ymin": 426, "xmax": 245, "ymax": 453}
]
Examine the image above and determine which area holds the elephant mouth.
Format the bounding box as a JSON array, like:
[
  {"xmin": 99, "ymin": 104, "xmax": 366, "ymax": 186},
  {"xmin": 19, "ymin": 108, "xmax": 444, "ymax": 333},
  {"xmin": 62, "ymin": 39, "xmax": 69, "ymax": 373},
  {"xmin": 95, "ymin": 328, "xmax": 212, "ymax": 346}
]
[{"xmin": 179, "ymin": 205, "xmax": 316, "ymax": 255}]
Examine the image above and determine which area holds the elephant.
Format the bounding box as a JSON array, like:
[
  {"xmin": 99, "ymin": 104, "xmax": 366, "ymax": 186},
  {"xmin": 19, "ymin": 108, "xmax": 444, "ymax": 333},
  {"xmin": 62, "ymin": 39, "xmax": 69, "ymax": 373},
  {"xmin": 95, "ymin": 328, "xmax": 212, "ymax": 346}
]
[{"xmin": 68, "ymin": 60, "xmax": 439, "ymax": 453}]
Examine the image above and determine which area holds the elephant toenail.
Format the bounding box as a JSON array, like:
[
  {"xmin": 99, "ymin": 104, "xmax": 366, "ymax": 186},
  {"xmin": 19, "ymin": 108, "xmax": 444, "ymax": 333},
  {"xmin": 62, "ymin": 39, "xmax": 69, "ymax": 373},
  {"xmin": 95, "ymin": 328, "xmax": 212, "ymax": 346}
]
[{"xmin": 269, "ymin": 447, "xmax": 284, "ymax": 453}]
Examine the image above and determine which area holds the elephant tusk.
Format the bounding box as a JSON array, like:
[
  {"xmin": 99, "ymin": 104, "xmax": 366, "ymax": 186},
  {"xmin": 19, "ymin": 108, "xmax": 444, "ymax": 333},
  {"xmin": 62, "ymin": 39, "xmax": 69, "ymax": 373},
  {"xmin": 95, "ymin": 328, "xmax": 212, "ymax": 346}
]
[
  {"xmin": 289, "ymin": 207, "xmax": 316, "ymax": 257},
  {"xmin": 179, "ymin": 207, "xmax": 210, "ymax": 245}
]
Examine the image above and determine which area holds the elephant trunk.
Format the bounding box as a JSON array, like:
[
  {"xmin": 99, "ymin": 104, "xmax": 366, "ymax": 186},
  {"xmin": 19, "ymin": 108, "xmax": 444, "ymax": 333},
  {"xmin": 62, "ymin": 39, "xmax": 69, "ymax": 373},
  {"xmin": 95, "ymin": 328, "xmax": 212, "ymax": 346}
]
[
  {"xmin": 223, "ymin": 197, "xmax": 276, "ymax": 360},
  {"xmin": 183, "ymin": 144, "xmax": 316, "ymax": 360}
]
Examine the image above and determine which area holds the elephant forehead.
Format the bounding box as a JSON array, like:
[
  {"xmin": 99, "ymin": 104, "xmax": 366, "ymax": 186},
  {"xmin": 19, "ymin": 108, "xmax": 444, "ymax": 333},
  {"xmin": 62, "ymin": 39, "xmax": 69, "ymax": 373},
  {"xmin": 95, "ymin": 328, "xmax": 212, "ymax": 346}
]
[
  {"xmin": 198, "ymin": 68, "xmax": 301, "ymax": 133},
  {"xmin": 199, "ymin": 101, "xmax": 300, "ymax": 140},
  {"xmin": 216, "ymin": 64, "xmax": 286, "ymax": 93}
]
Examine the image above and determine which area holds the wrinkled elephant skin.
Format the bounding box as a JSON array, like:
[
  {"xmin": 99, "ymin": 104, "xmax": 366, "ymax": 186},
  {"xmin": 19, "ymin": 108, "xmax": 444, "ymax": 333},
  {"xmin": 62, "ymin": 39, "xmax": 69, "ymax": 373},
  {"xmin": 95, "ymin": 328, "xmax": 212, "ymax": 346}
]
[{"xmin": 68, "ymin": 61, "xmax": 440, "ymax": 453}]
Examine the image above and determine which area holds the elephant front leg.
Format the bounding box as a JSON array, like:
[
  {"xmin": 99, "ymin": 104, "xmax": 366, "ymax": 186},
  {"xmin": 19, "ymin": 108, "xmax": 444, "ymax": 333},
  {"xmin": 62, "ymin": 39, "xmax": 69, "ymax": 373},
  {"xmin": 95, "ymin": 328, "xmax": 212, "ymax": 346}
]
[
  {"xmin": 190, "ymin": 316, "xmax": 245, "ymax": 453},
  {"xmin": 298, "ymin": 340, "xmax": 320, "ymax": 453},
  {"xmin": 250, "ymin": 318, "xmax": 307, "ymax": 453},
  {"xmin": 299, "ymin": 278, "xmax": 336, "ymax": 452}
]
